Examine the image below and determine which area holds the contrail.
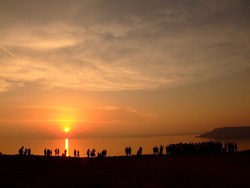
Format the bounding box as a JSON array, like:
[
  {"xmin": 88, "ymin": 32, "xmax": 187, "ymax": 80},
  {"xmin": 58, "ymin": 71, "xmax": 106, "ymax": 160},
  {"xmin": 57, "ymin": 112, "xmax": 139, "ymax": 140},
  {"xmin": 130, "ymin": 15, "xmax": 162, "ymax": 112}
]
[{"xmin": 0, "ymin": 44, "xmax": 19, "ymax": 60}]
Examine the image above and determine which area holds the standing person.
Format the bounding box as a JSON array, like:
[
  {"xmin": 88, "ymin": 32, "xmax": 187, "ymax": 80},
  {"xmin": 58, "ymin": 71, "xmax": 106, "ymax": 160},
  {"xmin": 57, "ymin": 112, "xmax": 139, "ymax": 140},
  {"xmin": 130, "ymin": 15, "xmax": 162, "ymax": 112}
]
[
  {"xmin": 19, "ymin": 146, "xmax": 24, "ymax": 156},
  {"xmin": 234, "ymin": 142, "xmax": 238, "ymax": 152},
  {"xmin": 55, "ymin": 148, "xmax": 57, "ymax": 156},
  {"xmin": 159, "ymin": 145, "xmax": 164, "ymax": 156},
  {"xmin": 44, "ymin": 148, "xmax": 47, "ymax": 156},
  {"xmin": 27, "ymin": 148, "xmax": 31, "ymax": 156},
  {"xmin": 87, "ymin": 149, "xmax": 90, "ymax": 158},
  {"xmin": 125, "ymin": 147, "xmax": 128, "ymax": 156},
  {"xmin": 128, "ymin": 146, "xmax": 132, "ymax": 156}
]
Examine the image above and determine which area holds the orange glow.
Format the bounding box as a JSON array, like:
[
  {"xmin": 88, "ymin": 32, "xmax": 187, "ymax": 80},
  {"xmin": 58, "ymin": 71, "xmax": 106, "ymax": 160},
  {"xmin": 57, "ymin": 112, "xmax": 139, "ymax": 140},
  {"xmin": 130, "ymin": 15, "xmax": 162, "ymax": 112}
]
[
  {"xmin": 64, "ymin": 127, "xmax": 70, "ymax": 133},
  {"xmin": 65, "ymin": 138, "xmax": 69, "ymax": 156}
]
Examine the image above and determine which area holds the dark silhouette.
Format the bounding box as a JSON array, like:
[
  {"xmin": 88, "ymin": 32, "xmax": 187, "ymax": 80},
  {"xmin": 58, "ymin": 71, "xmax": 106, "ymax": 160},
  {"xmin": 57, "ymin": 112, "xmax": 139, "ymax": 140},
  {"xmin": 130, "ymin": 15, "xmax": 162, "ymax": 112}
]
[
  {"xmin": 97, "ymin": 149, "xmax": 107, "ymax": 158},
  {"xmin": 27, "ymin": 148, "xmax": 31, "ymax": 156},
  {"xmin": 64, "ymin": 149, "xmax": 67, "ymax": 156},
  {"xmin": 54, "ymin": 148, "xmax": 60, "ymax": 156},
  {"xmin": 24, "ymin": 148, "xmax": 28, "ymax": 156},
  {"xmin": 199, "ymin": 126, "xmax": 250, "ymax": 139},
  {"xmin": 102, "ymin": 149, "xmax": 107, "ymax": 157},
  {"xmin": 125, "ymin": 146, "xmax": 132, "ymax": 156},
  {"xmin": 224, "ymin": 142, "xmax": 238, "ymax": 153},
  {"xmin": 44, "ymin": 148, "xmax": 47, "ymax": 156},
  {"xmin": 90, "ymin": 149, "xmax": 96, "ymax": 158},
  {"xmin": 77, "ymin": 150, "xmax": 80, "ymax": 157},
  {"xmin": 86, "ymin": 149, "xmax": 90, "ymax": 158},
  {"xmin": 137, "ymin": 146, "xmax": 142, "ymax": 156},
  {"xmin": 45, "ymin": 149, "xmax": 51, "ymax": 156},
  {"xmin": 18, "ymin": 146, "xmax": 24, "ymax": 156},
  {"xmin": 18, "ymin": 147, "xmax": 31, "ymax": 157},
  {"xmin": 165, "ymin": 141, "xmax": 233, "ymax": 156},
  {"xmin": 74, "ymin": 149, "xmax": 77, "ymax": 157},
  {"xmin": 125, "ymin": 147, "xmax": 128, "ymax": 156},
  {"xmin": 153, "ymin": 146, "xmax": 159, "ymax": 155},
  {"xmin": 159, "ymin": 145, "xmax": 164, "ymax": 156},
  {"xmin": 234, "ymin": 142, "xmax": 238, "ymax": 152}
]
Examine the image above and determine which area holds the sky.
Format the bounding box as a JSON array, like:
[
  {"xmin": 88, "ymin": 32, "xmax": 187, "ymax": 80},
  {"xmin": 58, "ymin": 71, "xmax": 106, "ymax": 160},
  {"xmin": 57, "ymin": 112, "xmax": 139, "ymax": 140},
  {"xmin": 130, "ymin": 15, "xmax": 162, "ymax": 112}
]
[{"xmin": 0, "ymin": 0, "xmax": 250, "ymax": 139}]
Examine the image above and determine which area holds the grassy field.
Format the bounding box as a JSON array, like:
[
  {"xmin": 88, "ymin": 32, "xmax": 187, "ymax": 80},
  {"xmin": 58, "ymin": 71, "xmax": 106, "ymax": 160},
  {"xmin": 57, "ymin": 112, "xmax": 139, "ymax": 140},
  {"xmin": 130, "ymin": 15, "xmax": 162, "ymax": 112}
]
[{"xmin": 1, "ymin": 152, "xmax": 250, "ymax": 187}]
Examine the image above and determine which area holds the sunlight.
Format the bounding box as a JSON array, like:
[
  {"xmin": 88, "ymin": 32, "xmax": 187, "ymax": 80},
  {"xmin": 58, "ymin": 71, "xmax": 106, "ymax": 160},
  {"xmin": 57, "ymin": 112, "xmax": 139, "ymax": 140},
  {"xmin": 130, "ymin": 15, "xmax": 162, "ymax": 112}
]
[
  {"xmin": 65, "ymin": 138, "xmax": 69, "ymax": 157},
  {"xmin": 59, "ymin": 118, "xmax": 74, "ymax": 134},
  {"xmin": 64, "ymin": 127, "xmax": 70, "ymax": 133}
]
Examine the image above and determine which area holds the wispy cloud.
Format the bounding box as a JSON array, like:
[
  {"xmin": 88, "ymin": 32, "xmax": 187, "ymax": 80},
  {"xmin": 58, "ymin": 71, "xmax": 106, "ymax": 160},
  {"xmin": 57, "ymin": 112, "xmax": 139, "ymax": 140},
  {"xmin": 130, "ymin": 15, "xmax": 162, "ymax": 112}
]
[{"xmin": 0, "ymin": 0, "xmax": 249, "ymax": 92}]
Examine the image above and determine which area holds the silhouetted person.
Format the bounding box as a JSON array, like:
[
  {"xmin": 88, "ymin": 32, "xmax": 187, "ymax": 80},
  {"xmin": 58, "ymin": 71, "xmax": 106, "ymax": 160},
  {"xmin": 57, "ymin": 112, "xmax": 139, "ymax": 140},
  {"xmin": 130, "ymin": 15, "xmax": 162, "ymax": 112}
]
[
  {"xmin": 55, "ymin": 148, "xmax": 60, "ymax": 156},
  {"xmin": 165, "ymin": 146, "xmax": 169, "ymax": 155},
  {"xmin": 139, "ymin": 146, "xmax": 142, "ymax": 154},
  {"xmin": 55, "ymin": 148, "xmax": 57, "ymax": 156},
  {"xmin": 224, "ymin": 142, "xmax": 228, "ymax": 152},
  {"xmin": 27, "ymin": 148, "xmax": 31, "ymax": 156},
  {"xmin": 19, "ymin": 146, "xmax": 24, "ymax": 156},
  {"xmin": 153, "ymin": 146, "xmax": 159, "ymax": 155},
  {"xmin": 77, "ymin": 150, "xmax": 80, "ymax": 157},
  {"xmin": 102, "ymin": 149, "xmax": 107, "ymax": 157},
  {"xmin": 44, "ymin": 148, "xmax": 47, "ymax": 156},
  {"xmin": 91, "ymin": 149, "xmax": 96, "ymax": 157},
  {"xmin": 159, "ymin": 145, "xmax": 164, "ymax": 156},
  {"xmin": 137, "ymin": 146, "xmax": 142, "ymax": 156},
  {"xmin": 64, "ymin": 149, "xmax": 67, "ymax": 156},
  {"xmin": 24, "ymin": 148, "xmax": 28, "ymax": 156},
  {"xmin": 234, "ymin": 142, "xmax": 238, "ymax": 152},
  {"xmin": 87, "ymin": 149, "xmax": 90, "ymax": 158},
  {"xmin": 74, "ymin": 149, "xmax": 76, "ymax": 157},
  {"xmin": 125, "ymin": 147, "xmax": 128, "ymax": 156},
  {"xmin": 128, "ymin": 146, "xmax": 132, "ymax": 156}
]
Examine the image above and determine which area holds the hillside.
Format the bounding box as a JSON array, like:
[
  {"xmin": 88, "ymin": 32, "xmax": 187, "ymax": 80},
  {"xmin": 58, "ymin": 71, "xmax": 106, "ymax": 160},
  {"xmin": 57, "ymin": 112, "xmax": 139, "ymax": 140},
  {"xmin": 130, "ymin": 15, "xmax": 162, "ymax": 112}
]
[
  {"xmin": 1, "ymin": 154, "xmax": 250, "ymax": 187},
  {"xmin": 199, "ymin": 126, "xmax": 250, "ymax": 139}
]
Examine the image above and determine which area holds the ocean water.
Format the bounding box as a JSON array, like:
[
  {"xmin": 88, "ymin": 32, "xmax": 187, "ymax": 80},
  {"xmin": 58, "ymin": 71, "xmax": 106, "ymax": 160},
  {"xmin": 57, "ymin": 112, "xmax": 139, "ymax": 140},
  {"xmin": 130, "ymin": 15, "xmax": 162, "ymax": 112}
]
[{"xmin": 1, "ymin": 135, "xmax": 250, "ymax": 156}]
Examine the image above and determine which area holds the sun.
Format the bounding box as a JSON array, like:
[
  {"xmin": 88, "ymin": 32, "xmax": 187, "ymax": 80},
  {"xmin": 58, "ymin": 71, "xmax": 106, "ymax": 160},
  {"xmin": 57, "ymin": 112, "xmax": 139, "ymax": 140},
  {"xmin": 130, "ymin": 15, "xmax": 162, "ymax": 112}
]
[{"xmin": 64, "ymin": 127, "xmax": 70, "ymax": 133}]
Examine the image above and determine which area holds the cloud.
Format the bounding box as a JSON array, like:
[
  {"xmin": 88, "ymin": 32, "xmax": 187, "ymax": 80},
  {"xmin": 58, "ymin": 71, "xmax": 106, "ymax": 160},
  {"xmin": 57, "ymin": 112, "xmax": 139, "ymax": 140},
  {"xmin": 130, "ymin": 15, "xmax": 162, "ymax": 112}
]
[
  {"xmin": 0, "ymin": 79, "xmax": 11, "ymax": 92},
  {"xmin": 0, "ymin": 0, "xmax": 250, "ymax": 92}
]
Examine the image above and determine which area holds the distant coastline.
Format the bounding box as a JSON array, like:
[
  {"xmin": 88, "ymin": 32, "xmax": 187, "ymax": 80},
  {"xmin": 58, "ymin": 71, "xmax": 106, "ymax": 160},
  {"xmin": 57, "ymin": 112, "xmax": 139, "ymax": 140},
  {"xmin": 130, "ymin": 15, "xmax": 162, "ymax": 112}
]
[{"xmin": 199, "ymin": 126, "xmax": 250, "ymax": 139}]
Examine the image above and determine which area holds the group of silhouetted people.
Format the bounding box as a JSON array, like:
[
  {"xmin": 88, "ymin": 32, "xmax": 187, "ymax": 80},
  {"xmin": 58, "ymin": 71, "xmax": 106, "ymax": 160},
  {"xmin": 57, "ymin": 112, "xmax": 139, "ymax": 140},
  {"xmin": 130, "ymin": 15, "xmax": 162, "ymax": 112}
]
[
  {"xmin": 74, "ymin": 149, "xmax": 80, "ymax": 157},
  {"xmin": 125, "ymin": 146, "xmax": 132, "ymax": 156},
  {"xmin": 54, "ymin": 148, "xmax": 60, "ymax": 156},
  {"xmin": 18, "ymin": 146, "xmax": 31, "ymax": 156},
  {"xmin": 44, "ymin": 148, "xmax": 53, "ymax": 156},
  {"xmin": 86, "ymin": 148, "xmax": 107, "ymax": 158},
  {"xmin": 153, "ymin": 145, "xmax": 164, "ymax": 156},
  {"xmin": 44, "ymin": 148, "xmax": 67, "ymax": 157},
  {"xmin": 166, "ymin": 141, "xmax": 238, "ymax": 156},
  {"xmin": 223, "ymin": 142, "xmax": 237, "ymax": 153},
  {"xmin": 17, "ymin": 141, "xmax": 239, "ymax": 158},
  {"xmin": 97, "ymin": 149, "xmax": 107, "ymax": 158},
  {"xmin": 86, "ymin": 149, "xmax": 95, "ymax": 158}
]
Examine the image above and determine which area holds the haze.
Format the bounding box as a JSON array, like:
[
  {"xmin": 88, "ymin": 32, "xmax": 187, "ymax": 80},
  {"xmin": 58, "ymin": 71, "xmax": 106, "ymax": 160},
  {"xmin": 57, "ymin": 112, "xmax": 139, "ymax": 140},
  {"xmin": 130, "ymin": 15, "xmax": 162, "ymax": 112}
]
[{"xmin": 0, "ymin": 0, "xmax": 250, "ymax": 139}]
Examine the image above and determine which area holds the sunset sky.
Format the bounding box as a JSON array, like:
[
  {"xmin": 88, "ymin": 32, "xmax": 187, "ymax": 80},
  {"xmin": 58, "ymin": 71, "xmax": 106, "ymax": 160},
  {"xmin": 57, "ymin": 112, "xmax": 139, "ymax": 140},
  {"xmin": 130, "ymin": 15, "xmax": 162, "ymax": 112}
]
[{"xmin": 0, "ymin": 0, "xmax": 250, "ymax": 139}]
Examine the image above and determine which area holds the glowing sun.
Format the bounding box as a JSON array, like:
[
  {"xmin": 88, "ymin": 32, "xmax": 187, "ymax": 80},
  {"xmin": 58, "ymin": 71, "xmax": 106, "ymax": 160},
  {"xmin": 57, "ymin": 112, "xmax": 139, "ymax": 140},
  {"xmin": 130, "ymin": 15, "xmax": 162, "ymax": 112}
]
[{"xmin": 64, "ymin": 127, "xmax": 70, "ymax": 133}]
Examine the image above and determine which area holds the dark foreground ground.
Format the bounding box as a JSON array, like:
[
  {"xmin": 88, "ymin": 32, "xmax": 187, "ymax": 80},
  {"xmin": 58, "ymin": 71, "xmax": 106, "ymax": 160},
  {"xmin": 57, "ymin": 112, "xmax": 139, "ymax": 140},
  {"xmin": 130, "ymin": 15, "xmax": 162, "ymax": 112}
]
[{"xmin": 1, "ymin": 152, "xmax": 250, "ymax": 188}]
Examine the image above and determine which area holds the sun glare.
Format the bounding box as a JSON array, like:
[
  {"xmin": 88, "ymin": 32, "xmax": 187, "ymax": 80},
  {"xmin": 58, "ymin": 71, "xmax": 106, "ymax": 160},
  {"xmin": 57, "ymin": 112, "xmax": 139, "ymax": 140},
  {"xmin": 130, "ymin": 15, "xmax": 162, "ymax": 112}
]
[
  {"xmin": 64, "ymin": 127, "xmax": 70, "ymax": 133},
  {"xmin": 65, "ymin": 138, "xmax": 69, "ymax": 157}
]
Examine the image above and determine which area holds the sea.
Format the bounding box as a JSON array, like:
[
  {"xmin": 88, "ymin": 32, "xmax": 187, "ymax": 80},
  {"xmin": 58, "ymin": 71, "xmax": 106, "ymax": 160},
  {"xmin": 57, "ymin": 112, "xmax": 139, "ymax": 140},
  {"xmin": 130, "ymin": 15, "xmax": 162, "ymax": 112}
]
[{"xmin": 1, "ymin": 134, "xmax": 250, "ymax": 157}]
